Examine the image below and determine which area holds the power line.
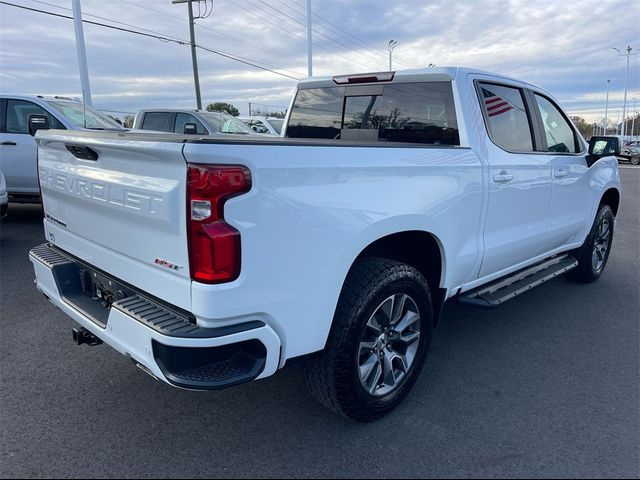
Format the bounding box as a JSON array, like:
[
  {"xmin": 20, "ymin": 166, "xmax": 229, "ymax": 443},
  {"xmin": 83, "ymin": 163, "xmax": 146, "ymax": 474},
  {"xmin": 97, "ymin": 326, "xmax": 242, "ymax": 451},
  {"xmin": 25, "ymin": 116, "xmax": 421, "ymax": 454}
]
[
  {"xmin": 0, "ymin": 1, "xmax": 301, "ymax": 80},
  {"xmin": 28, "ymin": 0, "xmax": 186, "ymax": 44},
  {"xmin": 227, "ymin": 0, "xmax": 379, "ymax": 71},
  {"xmin": 250, "ymin": 102, "xmax": 289, "ymax": 109},
  {"xmin": 276, "ymin": 0, "xmax": 411, "ymax": 68},
  {"xmin": 246, "ymin": 0, "xmax": 385, "ymax": 69},
  {"xmin": 112, "ymin": 0, "xmax": 306, "ymax": 78}
]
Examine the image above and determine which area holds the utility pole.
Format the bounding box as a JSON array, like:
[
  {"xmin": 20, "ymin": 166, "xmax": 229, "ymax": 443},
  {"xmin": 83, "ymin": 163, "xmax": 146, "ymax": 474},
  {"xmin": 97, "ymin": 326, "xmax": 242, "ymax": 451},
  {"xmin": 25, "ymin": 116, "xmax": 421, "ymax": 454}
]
[
  {"xmin": 612, "ymin": 46, "xmax": 636, "ymax": 138},
  {"xmin": 307, "ymin": 0, "xmax": 313, "ymax": 77},
  {"xmin": 173, "ymin": 0, "xmax": 203, "ymax": 110},
  {"xmin": 388, "ymin": 40, "xmax": 398, "ymax": 70},
  {"xmin": 72, "ymin": 0, "xmax": 92, "ymax": 106},
  {"xmin": 248, "ymin": 102, "xmax": 252, "ymax": 116}
]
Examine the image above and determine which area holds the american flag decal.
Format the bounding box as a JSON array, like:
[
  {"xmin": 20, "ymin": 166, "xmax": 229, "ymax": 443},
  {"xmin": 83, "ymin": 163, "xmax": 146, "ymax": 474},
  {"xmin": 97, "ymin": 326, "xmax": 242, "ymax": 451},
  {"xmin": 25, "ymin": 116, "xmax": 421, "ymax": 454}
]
[{"xmin": 482, "ymin": 87, "xmax": 514, "ymax": 117}]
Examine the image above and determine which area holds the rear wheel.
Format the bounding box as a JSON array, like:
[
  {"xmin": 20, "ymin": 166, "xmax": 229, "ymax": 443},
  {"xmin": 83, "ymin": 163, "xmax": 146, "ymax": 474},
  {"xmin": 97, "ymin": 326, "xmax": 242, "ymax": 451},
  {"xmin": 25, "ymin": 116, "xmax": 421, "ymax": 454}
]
[
  {"xmin": 567, "ymin": 204, "xmax": 614, "ymax": 283},
  {"xmin": 630, "ymin": 155, "xmax": 640, "ymax": 166},
  {"xmin": 304, "ymin": 257, "xmax": 433, "ymax": 422}
]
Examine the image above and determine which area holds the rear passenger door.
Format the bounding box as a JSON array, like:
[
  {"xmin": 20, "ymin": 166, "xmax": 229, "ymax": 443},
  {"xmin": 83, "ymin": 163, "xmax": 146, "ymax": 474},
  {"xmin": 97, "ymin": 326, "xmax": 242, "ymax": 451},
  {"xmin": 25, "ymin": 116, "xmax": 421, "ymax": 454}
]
[
  {"xmin": 530, "ymin": 92, "xmax": 594, "ymax": 250},
  {"xmin": 476, "ymin": 81, "xmax": 552, "ymax": 278}
]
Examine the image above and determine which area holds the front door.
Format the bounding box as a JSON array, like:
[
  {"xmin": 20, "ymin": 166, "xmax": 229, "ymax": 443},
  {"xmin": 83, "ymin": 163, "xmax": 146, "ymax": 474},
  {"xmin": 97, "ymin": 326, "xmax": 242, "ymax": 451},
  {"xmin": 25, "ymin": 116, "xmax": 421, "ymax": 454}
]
[
  {"xmin": 0, "ymin": 99, "xmax": 62, "ymax": 194},
  {"xmin": 531, "ymin": 93, "xmax": 595, "ymax": 250}
]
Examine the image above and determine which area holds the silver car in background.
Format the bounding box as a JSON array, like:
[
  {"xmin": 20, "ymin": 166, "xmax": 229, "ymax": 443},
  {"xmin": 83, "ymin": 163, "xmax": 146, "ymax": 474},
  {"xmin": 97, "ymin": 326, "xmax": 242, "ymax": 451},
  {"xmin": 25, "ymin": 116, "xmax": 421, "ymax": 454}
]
[{"xmin": 0, "ymin": 95, "xmax": 125, "ymax": 202}]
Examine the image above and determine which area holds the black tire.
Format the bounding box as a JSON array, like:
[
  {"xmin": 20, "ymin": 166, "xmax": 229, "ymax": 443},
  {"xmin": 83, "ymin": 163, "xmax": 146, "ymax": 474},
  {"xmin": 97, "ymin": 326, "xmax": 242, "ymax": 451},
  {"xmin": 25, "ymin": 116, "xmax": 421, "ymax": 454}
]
[
  {"xmin": 304, "ymin": 257, "xmax": 433, "ymax": 422},
  {"xmin": 630, "ymin": 155, "xmax": 640, "ymax": 166},
  {"xmin": 567, "ymin": 204, "xmax": 615, "ymax": 283}
]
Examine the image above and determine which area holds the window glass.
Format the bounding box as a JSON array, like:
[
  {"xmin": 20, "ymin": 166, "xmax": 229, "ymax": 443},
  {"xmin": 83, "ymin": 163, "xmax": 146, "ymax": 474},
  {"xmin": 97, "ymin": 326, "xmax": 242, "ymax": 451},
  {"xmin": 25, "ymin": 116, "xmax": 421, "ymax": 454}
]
[
  {"xmin": 46, "ymin": 101, "xmax": 122, "ymax": 130},
  {"xmin": 5, "ymin": 100, "xmax": 65, "ymax": 134},
  {"xmin": 268, "ymin": 119, "xmax": 283, "ymax": 134},
  {"xmin": 534, "ymin": 94, "xmax": 578, "ymax": 153},
  {"xmin": 343, "ymin": 83, "xmax": 459, "ymax": 145},
  {"xmin": 479, "ymin": 83, "xmax": 533, "ymax": 152},
  {"xmin": 287, "ymin": 87, "xmax": 345, "ymax": 139},
  {"xmin": 287, "ymin": 83, "xmax": 458, "ymax": 145},
  {"xmin": 174, "ymin": 113, "xmax": 208, "ymax": 134},
  {"xmin": 142, "ymin": 112, "xmax": 174, "ymax": 132},
  {"xmin": 248, "ymin": 120, "xmax": 269, "ymax": 134},
  {"xmin": 200, "ymin": 112, "xmax": 254, "ymax": 134}
]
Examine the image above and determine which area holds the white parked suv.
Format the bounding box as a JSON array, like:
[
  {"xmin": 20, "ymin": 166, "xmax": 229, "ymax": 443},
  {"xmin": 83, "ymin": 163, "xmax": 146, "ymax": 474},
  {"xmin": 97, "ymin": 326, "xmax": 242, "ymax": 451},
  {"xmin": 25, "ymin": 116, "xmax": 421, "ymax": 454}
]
[
  {"xmin": 0, "ymin": 95, "xmax": 125, "ymax": 202},
  {"xmin": 29, "ymin": 67, "xmax": 621, "ymax": 421}
]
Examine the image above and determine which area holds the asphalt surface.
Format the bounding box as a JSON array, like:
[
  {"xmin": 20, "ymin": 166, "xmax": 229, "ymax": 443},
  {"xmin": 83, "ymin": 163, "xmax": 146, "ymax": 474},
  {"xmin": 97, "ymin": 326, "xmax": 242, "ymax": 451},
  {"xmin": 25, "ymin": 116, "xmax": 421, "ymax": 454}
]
[{"xmin": 1, "ymin": 167, "xmax": 639, "ymax": 478}]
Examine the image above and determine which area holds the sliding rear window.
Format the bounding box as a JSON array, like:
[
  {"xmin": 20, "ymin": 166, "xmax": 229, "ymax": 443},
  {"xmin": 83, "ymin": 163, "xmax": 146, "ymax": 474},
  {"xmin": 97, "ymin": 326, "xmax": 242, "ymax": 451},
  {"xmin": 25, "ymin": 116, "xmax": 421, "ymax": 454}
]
[{"xmin": 287, "ymin": 82, "xmax": 459, "ymax": 146}]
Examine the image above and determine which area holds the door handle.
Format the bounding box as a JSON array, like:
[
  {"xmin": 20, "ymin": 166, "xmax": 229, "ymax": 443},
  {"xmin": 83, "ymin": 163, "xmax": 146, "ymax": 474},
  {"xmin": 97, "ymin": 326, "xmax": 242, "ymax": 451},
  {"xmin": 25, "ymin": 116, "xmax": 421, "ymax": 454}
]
[
  {"xmin": 554, "ymin": 168, "xmax": 568, "ymax": 178},
  {"xmin": 493, "ymin": 171, "xmax": 514, "ymax": 184},
  {"xmin": 0, "ymin": 141, "xmax": 17, "ymax": 146}
]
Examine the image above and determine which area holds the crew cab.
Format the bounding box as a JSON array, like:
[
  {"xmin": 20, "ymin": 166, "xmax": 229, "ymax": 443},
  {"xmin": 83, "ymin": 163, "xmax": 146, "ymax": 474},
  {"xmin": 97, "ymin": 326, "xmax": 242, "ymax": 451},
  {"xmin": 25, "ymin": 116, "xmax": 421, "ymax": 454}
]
[
  {"xmin": 29, "ymin": 68, "xmax": 621, "ymax": 422},
  {"xmin": 0, "ymin": 95, "xmax": 125, "ymax": 202}
]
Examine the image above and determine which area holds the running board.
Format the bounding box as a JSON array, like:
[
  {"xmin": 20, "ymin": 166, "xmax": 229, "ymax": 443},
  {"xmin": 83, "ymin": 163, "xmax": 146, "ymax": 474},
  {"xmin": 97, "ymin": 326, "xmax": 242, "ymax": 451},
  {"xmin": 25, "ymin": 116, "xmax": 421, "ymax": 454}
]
[{"xmin": 459, "ymin": 255, "xmax": 578, "ymax": 308}]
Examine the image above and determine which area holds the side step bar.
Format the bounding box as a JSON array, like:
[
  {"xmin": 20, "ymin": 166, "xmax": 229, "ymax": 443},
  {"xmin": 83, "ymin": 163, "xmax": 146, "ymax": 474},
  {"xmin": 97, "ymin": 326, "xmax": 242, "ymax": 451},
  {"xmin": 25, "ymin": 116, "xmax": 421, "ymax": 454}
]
[{"xmin": 459, "ymin": 255, "xmax": 578, "ymax": 308}]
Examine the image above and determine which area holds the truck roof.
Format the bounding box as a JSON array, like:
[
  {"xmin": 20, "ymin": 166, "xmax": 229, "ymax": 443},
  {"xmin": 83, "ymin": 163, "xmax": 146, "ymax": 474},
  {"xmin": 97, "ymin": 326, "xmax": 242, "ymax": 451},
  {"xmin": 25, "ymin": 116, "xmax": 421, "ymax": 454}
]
[
  {"xmin": 296, "ymin": 67, "xmax": 546, "ymax": 93},
  {"xmin": 1, "ymin": 94, "xmax": 82, "ymax": 103}
]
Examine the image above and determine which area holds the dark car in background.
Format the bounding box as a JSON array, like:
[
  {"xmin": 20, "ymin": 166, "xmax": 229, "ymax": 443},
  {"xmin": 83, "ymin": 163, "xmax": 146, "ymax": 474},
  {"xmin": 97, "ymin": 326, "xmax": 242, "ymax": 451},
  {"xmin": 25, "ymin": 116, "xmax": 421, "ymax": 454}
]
[{"xmin": 619, "ymin": 145, "xmax": 640, "ymax": 165}]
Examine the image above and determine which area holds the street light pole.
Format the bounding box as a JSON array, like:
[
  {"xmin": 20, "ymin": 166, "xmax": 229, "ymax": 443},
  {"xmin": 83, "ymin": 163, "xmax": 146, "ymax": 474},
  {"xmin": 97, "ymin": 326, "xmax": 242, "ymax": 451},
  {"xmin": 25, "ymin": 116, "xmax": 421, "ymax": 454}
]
[
  {"xmin": 604, "ymin": 79, "xmax": 611, "ymax": 135},
  {"xmin": 631, "ymin": 97, "xmax": 638, "ymax": 139},
  {"xmin": 307, "ymin": 0, "xmax": 313, "ymax": 77},
  {"xmin": 612, "ymin": 45, "xmax": 636, "ymax": 138},
  {"xmin": 388, "ymin": 40, "xmax": 398, "ymax": 70},
  {"xmin": 173, "ymin": 0, "xmax": 203, "ymax": 110},
  {"xmin": 71, "ymin": 0, "xmax": 92, "ymax": 107}
]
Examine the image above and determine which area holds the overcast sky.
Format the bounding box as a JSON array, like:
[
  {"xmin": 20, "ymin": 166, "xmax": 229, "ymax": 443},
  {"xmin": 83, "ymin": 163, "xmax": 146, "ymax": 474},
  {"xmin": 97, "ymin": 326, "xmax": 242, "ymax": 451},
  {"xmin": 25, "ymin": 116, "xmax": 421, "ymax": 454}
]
[{"xmin": 1, "ymin": 0, "xmax": 638, "ymax": 123}]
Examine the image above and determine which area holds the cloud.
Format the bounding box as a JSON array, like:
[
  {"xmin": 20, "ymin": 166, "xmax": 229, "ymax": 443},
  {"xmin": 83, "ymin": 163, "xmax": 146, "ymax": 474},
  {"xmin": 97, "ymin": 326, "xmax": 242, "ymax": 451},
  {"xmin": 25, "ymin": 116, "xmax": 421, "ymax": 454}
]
[{"xmin": 0, "ymin": 0, "xmax": 638, "ymax": 121}]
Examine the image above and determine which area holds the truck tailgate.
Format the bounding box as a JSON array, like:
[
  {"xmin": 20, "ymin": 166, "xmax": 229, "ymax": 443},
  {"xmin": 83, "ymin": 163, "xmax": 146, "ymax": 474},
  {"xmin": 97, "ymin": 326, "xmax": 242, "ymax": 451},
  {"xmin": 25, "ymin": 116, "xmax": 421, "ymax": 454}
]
[{"xmin": 36, "ymin": 131, "xmax": 191, "ymax": 310}]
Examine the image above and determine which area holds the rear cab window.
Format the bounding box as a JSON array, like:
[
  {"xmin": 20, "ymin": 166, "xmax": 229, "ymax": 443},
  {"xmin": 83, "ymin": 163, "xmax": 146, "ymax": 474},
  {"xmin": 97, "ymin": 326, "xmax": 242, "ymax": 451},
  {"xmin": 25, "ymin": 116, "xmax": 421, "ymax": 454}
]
[{"xmin": 287, "ymin": 82, "xmax": 460, "ymax": 146}]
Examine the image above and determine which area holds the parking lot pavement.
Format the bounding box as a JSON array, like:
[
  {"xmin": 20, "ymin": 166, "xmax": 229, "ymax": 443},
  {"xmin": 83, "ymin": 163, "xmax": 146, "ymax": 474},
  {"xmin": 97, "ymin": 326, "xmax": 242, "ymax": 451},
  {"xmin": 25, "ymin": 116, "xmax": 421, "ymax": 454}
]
[{"xmin": 1, "ymin": 169, "xmax": 638, "ymax": 479}]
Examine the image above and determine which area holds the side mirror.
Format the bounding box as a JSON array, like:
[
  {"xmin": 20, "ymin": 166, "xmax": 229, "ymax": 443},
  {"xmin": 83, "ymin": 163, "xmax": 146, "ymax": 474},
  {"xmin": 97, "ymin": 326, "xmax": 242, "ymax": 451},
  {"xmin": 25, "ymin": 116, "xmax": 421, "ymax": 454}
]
[
  {"xmin": 589, "ymin": 136, "xmax": 620, "ymax": 156},
  {"xmin": 183, "ymin": 123, "xmax": 198, "ymax": 135},
  {"xmin": 587, "ymin": 136, "xmax": 620, "ymax": 167},
  {"xmin": 28, "ymin": 114, "xmax": 50, "ymax": 136}
]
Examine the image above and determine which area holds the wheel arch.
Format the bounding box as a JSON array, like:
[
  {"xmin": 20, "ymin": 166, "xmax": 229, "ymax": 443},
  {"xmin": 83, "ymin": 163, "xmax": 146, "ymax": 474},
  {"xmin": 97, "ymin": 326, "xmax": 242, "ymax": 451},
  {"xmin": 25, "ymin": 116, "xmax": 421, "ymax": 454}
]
[
  {"xmin": 343, "ymin": 230, "xmax": 447, "ymax": 327},
  {"xmin": 600, "ymin": 187, "xmax": 620, "ymax": 216}
]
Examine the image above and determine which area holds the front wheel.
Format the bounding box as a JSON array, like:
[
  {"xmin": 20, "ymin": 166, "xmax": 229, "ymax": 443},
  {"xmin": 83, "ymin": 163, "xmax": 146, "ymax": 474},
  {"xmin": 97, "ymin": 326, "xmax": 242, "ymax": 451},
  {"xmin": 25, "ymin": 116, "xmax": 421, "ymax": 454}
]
[
  {"xmin": 567, "ymin": 204, "xmax": 615, "ymax": 283},
  {"xmin": 304, "ymin": 257, "xmax": 433, "ymax": 422},
  {"xmin": 630, "ymin": 155, "xmax": 640, "ymax": 166}
]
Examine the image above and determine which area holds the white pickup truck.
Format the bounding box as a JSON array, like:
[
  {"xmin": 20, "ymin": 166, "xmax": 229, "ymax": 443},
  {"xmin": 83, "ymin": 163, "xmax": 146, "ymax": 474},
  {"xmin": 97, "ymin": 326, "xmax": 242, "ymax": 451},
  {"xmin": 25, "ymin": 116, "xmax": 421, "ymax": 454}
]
[{"xmin": 29, "ymin": 67, "xmax": 621, "ymax": 422}]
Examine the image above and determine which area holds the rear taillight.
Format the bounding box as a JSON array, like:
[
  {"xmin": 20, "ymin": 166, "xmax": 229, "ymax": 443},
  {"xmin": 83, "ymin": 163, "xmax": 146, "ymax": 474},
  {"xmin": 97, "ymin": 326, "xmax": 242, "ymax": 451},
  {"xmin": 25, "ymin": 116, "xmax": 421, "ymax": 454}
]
[{"xmin": 187, "ymin": 164, "xmax": 252, "ymax": 284}]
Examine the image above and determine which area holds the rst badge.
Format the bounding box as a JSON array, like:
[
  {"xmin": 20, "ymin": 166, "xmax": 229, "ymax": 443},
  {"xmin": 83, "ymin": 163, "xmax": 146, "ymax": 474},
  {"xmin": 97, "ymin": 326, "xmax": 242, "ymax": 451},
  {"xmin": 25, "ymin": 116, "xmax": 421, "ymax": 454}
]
[{"xmin": 154, "ymin": 258, "xmax": 182, "ymax": 271}]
